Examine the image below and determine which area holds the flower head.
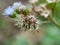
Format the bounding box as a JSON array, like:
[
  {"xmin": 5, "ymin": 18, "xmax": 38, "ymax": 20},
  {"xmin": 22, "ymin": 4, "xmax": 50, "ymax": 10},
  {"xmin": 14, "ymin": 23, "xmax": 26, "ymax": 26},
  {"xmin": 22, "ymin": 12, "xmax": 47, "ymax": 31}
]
[
  {"xmin": 46, "ymin": 0, "xmax": 58, "ymax": 3},
  {"xmin": 28, "ymin": 15, "xmax": 35, "ymax": 19},
  {"xmin": 3, "ymin": 6, "xmax": 14, "ymax": 16},
  {"xmin": 14, "ymin": 14, "xmax": 24, "ymax": 28},
  {"xmin": 39, "ymin": 3, "xmax": 47, "ymax": 10},
  {"xmin": 13, "ymin": 2, "xmax": 22, "ymax": 9},
  {"xmin": 3, "ymin": 2, "xmax": 26, "ymax": 16},
  {"xmin": 35, "ymin": 3, "xmax": 47, "ymax": 13},
  {"xmin": 19, "ymin": 5, "xmax": 26, "ymax": 10},
  {"xmin": 29, "ymin": 0, "xmax": 38, "ymax": 4},
  {"xmin": 13, "ymin": 2, "xmax": 26, "ymax": 10},
  {"xmin": 27, "ymin": 15, "xmax": 36, "ymax": 22},
  {"xmin": 40, "ymin": 9, "xmax": 51, "ymax": 18}
]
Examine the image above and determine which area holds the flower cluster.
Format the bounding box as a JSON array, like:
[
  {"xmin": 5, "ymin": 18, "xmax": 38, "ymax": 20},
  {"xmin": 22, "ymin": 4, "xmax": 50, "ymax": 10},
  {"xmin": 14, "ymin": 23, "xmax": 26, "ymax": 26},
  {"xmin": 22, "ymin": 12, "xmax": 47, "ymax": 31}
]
[
  {"xmin": 3, "ymin": 2, "xmax": 40, "ymax": 30},
  {"xmin": 35, "ymin": 3, "xmax": 51, "ymax": 18},
  {"xmin": 35, "ymin": 0, "xmax": 60, "ymax": 18},
  {"xmin": 3, "ymin": 0, "xmax": 60, "ymax": 30},
  {"xmin": 3, "ymin": 2, "xmax": 26, "ymax": 16}
]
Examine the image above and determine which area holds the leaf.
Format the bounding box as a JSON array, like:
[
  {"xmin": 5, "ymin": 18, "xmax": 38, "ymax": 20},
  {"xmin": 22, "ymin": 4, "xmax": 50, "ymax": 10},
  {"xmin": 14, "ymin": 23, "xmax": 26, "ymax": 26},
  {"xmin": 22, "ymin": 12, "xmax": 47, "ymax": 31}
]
[{"xmin": 49, "ymin": 2, "xmax": 60, "ymax": 28}]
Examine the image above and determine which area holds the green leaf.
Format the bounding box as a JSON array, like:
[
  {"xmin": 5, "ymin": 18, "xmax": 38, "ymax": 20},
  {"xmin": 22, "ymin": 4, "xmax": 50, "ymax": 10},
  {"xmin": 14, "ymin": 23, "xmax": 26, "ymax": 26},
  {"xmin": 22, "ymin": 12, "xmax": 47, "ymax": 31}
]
[{"xmin": 53, "ymin": 2, "xmax": 60, "ymax": 24}]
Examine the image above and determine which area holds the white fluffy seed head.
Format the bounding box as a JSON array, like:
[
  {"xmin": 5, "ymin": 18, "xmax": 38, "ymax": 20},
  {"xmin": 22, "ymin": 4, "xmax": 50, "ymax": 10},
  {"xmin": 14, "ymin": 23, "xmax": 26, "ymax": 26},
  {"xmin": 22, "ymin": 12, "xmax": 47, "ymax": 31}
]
[
  {"xmin": 13, "ymin": 14, "xmax": 24, "ymax": 27},
  {"xmin": 28, "ymin": 15, "xmax": 35, "ymax": 19}
]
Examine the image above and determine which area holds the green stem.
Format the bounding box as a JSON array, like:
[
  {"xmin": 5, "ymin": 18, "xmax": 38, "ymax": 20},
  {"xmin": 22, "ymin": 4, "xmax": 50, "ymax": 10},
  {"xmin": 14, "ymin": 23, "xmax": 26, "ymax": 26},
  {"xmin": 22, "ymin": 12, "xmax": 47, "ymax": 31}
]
[
  {"xmin": 48, "ymin": 3, "xmax": 60, "ymax": 28},
  {"xmin": 48, "ymin": 15, "xmax": 60, "ymax": 28}
]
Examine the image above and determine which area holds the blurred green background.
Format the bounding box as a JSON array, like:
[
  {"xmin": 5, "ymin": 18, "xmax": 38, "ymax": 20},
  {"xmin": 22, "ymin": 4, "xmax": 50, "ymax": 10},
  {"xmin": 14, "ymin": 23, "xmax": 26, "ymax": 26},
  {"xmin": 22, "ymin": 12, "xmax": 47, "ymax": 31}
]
[{"xmin": 0, "ymin": 0, "xmax": 60, "ymax": 45}]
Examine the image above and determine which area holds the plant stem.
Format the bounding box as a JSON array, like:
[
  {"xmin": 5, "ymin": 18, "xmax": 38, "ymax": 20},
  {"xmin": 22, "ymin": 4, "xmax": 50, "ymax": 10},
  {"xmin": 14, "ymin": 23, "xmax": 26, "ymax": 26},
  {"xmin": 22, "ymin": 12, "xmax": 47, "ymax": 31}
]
[{"xmin": 48, "ymin": 15, "xmax": 60, "ymax": 28}]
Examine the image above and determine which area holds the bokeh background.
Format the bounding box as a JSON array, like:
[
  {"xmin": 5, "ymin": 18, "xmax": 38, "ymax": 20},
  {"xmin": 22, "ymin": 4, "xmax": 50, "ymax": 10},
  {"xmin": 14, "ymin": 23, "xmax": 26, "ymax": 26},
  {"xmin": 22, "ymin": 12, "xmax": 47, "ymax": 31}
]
[{"xmin": 0, "ymin": 0, "xmax": 60, "ymax": 45}]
